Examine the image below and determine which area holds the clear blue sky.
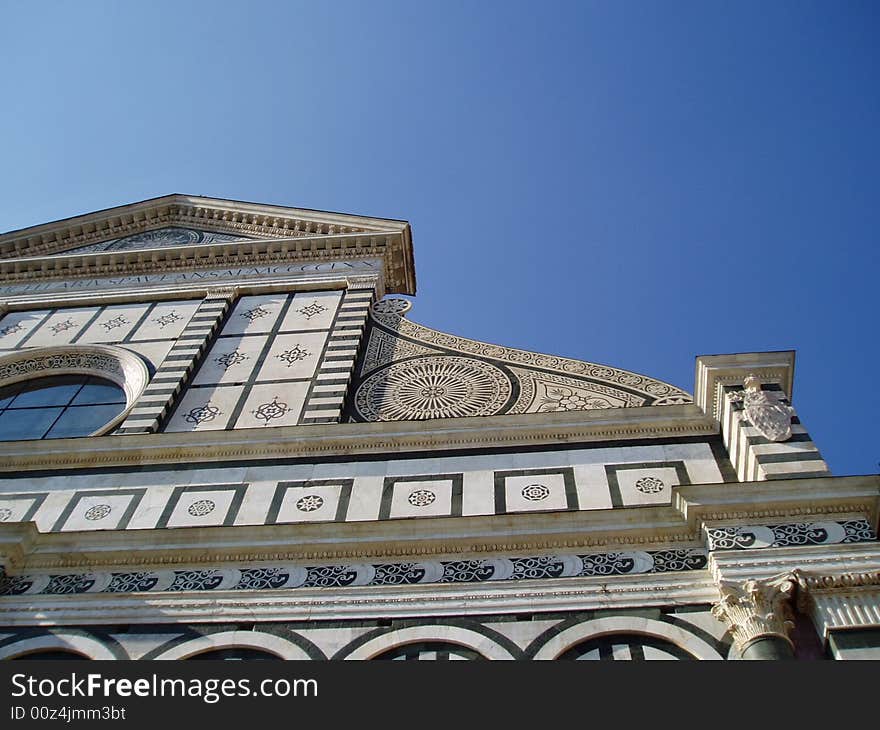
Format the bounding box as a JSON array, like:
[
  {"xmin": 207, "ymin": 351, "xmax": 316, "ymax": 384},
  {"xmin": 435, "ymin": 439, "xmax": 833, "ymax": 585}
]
[{"xmin": 1, "ymin": 1, "xmax": 877, "ymax": 475}]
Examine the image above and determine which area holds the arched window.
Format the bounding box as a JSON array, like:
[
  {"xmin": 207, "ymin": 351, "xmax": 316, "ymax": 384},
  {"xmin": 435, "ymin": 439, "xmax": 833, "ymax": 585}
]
[
  {"xmin": 186, "ymin": 648, "xmax": 282, "ymax": 660},
  {"xmin": 373, "ymin": 642, "xmax": 486, "ymax": 660},
  {"xmin": 11, "ymin": 650, "xmax": 90, "ymax": 660},
  {"xmin": 0, "ymin": 375, "xmax": 127, "ymax": 440},
  {"xmin": 558, "ymin": 634, "xmax": 696, "ymax": 660},
  {"xmin": 0, "ymin": 345, "xmax": 148, "ymax": 441}
]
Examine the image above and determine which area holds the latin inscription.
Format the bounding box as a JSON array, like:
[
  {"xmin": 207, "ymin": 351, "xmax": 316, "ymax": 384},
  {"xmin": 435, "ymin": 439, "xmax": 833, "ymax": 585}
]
[{"xmin": 0, "ymin": 260, "xmax": 380, "ymax": 295}]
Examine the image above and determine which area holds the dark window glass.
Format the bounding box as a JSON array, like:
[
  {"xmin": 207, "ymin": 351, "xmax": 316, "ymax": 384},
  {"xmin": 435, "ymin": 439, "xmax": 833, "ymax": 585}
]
[
  {"xmin": 0, "ymin": 381, "xmax": 23, "ymax": 408},
  {"xmin": 0, "ymin": 375, "xmax": 126, "ymax": 441},
  {"xmin": 11, "ymin": 376, "xmax": 84, "ymax": 407},
  {"xmin": 0, "ymin": 407, "xmax": 63, "ymax": 440},
  {"xmin": 46, "ymin": 404, "xmax": 125, "ymax": 439},
  {"xmin": 70, "ymin": 378, "xmax": 126, "ymax": 405}
]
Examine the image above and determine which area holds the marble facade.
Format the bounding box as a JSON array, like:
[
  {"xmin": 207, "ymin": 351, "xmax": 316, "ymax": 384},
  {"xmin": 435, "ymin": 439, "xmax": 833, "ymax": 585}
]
[{"xmin": 0, "ymin": 194, "xmax": 877, "ymax": 661}]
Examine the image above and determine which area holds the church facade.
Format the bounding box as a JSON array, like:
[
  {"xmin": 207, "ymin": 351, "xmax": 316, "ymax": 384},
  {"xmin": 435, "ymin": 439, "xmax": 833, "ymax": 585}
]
[{"xmin": 0, "ymin": 195, "xmax": 877, "ymax": 660}]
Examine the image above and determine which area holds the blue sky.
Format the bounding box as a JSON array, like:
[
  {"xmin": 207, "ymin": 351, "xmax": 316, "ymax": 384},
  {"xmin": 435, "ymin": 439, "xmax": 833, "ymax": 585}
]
[{"xmin": 1, "ymin": 1, "xmax": 877, "ymax": 475}]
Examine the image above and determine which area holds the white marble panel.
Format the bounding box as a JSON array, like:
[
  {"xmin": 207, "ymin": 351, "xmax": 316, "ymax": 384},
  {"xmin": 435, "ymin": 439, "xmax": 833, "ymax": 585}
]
[
  {"xmin": 124, "ymin": 341, "xmax": 173, "ymax": 371},
  {"xmin": 164, "ymin": 488, "xmax": 238, "ymax": 528},
  {"xmin": 613, "ymin": 466, "xmax": 680, "ymax": 507},
  {"xmin": 58, "ymin": 493, "xmax": 139, "ymax": 531},
  {"xmin": 234, "ymin": 382, "xmax": 309, "ymax": 429},
  {"xmin": 255, "ymin": 331, "xmax": 327, "ymax": 381},
  {"xmin": 461, "ymin": 469, "xmax": 495, "ymax": 516},
  {"xmin": 126, "ymin": 485, "xmax": 177, "ymax": 530},
  {"xmin": 274, "ymin": 483, "xmax": 344, "ymax": 524},
  {"xmin": 163, "ymin": 385, "xmax": 243, "ymax": 432},
  {"xmin": 25, "ymin": 307, "xmax": 101, "ymax": 346},
  {"xmin": 193, "ymin": 335, "xmax": 267, "ymax": 386},
  {"xmin": 572, "ymin": 464, "xmax": 615, "ymax": 510},
  {"xmin": 279, "ymin": 290, "xmax": 342, "ymax": 332},
  {"xmin": 503, "ymin": 472, "xmax": 570, "ymax": 513},
  {"xmin": 130, "ymin": 300, "xmax": 201, "ymax": 341},
  {"xmin": 388, "ymin": 478, "xmax": 453, "ymax": 519},
  {"xmin": 234, "ymin": 482, "xmax": 274, "ymax": 525},
  {"xmin": 31, "ymin": 491, "xmax": 74, "ymax": 533},
  {"xmin": 221, "ymin": 294, "xmax": 287, "ymax": 336},
  {"xmin": 0, "ymin": 495, "xmax": 43, "ymax": 524},
  {"xmin": 345, "ymin": 475, "xmax": 384, "ymax": 522},
  {"xmin": 78, "ymin": 303, "xmax": 150, "ymax": 343},
  {"xmin": 0, "ymin": 309, "xmax": 51, "ymax": 348}
]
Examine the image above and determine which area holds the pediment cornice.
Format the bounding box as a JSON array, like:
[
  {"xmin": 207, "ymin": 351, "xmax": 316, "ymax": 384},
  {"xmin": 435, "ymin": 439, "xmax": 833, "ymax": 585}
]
[{"xmin": 0, "ymin": 194, "xmax": 416, "ymax": 294}]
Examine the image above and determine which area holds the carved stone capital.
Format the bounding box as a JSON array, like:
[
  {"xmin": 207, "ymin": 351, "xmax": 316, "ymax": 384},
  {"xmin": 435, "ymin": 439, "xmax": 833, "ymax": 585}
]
[{"xmin": 712, "ymin": 572, "xmax": 798, "ymax": 652}]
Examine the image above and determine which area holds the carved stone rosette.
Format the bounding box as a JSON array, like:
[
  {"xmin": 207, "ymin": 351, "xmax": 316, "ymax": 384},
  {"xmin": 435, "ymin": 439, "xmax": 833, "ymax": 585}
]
[{"xmin": 712, "ymin": 572, "xmax": 798, "ymax": 654}]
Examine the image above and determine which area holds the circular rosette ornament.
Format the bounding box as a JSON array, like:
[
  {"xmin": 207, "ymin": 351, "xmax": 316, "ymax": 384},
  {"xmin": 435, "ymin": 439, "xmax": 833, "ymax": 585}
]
[{"xmin": 355, "ymin": 356, "xmax": 512, "ymax": 421}]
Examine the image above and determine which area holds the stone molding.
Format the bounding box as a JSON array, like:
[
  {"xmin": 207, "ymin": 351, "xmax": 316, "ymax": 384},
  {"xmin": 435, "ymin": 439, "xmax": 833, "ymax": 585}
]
[
  {"xmin": 711, "ymin": 572, "xmax": 798, "ymax": 652},
  {"xmin": 794, "ymin": 569, "xmax": 880, "ymax": 638},
  {"xmin": 0, "ymin": 233, "xmax": 409, "ymax": 295},
  {"xmin": 0, "ymin": 403, "xmax": 717, "ymax": 472},
  {"xmin": 0, "ymin": 194, "xmax": 407, "ymax": 257},
  {"xmin": 694, "ymin": 352, "xmax": 795, "ymax": 421},
  {"xmin": 0, "ymin": 548, "xmax": 708, "ymax": 598},
  {"xmin": 0, "ymin": 570, "xmax": 719, "ymax": 626}
]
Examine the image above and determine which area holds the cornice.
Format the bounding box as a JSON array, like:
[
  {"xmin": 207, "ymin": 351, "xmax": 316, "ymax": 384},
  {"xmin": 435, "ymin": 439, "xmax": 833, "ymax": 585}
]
[
  {"xmin": 0, "ymin": 195, "xmax": 406, "ymax": 255},
  {"xmin": 0, "ymin": 571, "xmax": 719, "ymax": 626},
  {"xmin": 694, "ymin": 351, "xmax": 795, "ymax": 419},
  {"xmin": 675, "ymin": 475, "xmax": 880, "ymax": 530},
  {"xmin": 0, "ymin": 506, "xmax": 700, "ymax": 572},
  {"xmin": 0, "ymin": 232, "xmax": 411, "ymax": 295},
  {"xmin": 0, "ymin": 404, "xmax": 717, "ymax": 471}
]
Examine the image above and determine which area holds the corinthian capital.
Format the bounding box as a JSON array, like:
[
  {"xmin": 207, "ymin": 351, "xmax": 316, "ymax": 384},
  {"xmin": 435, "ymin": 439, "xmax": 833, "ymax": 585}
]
[{"xmin": 712, "ymin": 572, "xmax": 798, "ymax": 652}]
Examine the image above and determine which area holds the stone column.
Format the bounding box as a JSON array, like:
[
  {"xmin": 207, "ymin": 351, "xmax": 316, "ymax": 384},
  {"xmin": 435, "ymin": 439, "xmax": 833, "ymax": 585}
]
[{"xmin": 712, "ymin": 572, "xmax": 798, "ymax": 659}]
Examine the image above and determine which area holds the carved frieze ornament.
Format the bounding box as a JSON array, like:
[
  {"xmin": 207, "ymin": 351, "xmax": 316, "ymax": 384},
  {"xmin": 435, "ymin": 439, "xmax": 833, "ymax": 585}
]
[
  {"xmin": 712, "ymin": 572, "xmax": 798, "ymax": 652},
  {"xmin": 728, "ymin": 375, "xmax": 795, "ymax": 442}
]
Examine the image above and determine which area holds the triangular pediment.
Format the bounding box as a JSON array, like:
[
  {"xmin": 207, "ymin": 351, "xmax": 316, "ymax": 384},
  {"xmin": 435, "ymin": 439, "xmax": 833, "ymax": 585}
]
[
  {"xmin": 65, "ymin": 226, "xmax": 255, "ymax": 253},
  {"xmin": 0, "ymin": 194, "xmax": 416, "ymax": 294}
]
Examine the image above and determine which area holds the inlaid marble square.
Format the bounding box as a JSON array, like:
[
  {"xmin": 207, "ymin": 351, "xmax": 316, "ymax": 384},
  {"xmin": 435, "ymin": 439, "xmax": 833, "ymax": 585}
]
[
  {"xmin": 254, "ymin": 331, "xmax": 327, "ymax": 381},
  {"xmin": 268, "ymin": 480, "xmax": 352, "ymax": 524},
  {"xmin": 0, "ymin": 493, "xmax": 47, "ymax": 524},
  {"xmin": 52, "ymin": 489, "xmax": 146, "ymax": 532},
  {"xmin": 159, "ymin": 485, "xmax": 247, "ymax": 528},
  {"xmin": 0, "ymin": 309, "xmax": 51, "ymax": 348},
  {"xmin": 234, "ymin": 382, "xmax": 309, "ymax": 429},
  {"xmin": 278, "ymin": 290, "xmax": 342, "ymax": 332},
  {"xmin": 221, "ymin": 294, "xmax": 287, "ymax": 336},
  {"xmin": 381, "ymin": 475, "xmax": 463, "ymax": 520},
  {"xmin": 78, "ymin": 303, "xmax": 150, "ymax": 344},
  {"xmin": 499, "ymin": 470, "xmax": 572, "ymax": 513},
  {"xmin": 130, "ymin": 300, "xmax": 201, "ymax": 341},
  {"xmin": 163, "ymin": 385, "xmax": 244, "ymax": 432},
  {"xmin": 193, "ymin": 335, "xmax": 267, "ymax": 386},
  {"xmin": 605, "ymin": 462, "xmax": 689, "ymax": 507},
  {"xmin": 25, "ymin": 307, "xmax": 101, "ymax": 346}
]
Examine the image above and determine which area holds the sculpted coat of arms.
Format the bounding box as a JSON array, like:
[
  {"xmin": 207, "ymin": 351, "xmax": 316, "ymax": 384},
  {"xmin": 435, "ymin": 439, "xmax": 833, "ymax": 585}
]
[{"xmin": 728, "ymin": 375, "xmax": 795, "ymax": 442}]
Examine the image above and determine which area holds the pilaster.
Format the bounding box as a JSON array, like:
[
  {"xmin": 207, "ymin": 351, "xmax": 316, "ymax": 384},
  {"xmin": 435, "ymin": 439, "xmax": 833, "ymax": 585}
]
[
  {"xmin": 694, "ymin": 352, "xmax": 829, "ymax": 481},
  {"xmin": 300, "ymin": 279, "xmax": 377, "ymax": 424}
]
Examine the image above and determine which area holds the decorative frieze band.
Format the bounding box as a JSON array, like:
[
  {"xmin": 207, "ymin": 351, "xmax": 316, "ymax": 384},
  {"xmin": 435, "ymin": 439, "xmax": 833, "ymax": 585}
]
[
  {"xmin": 706, "ymin": 519, "xmax": 875, "ymax": 551},
  {"xmin": 0, "ymin": 548, "xmax": 707, "ymax": 597}
]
